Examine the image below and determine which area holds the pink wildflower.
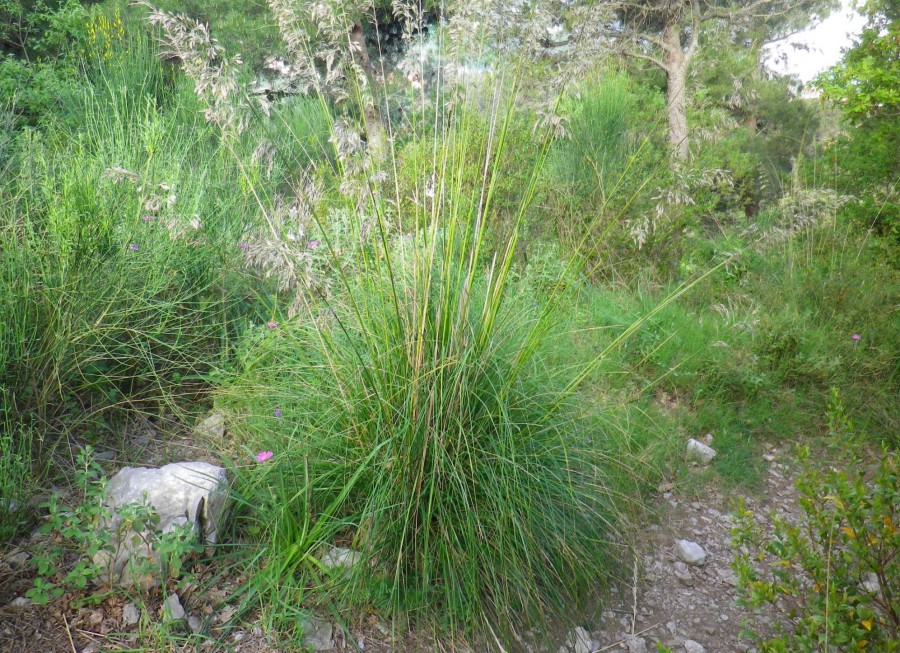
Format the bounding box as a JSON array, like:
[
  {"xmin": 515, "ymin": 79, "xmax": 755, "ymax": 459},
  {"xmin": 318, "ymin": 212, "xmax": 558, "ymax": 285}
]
[
  {"xmin": 851, "ymin": 334, "xmax": 861, "ymax": 341},
  {"xmin": 255, "ymin": 451, "xmax": 274, "ymax": 463},
  {"xmin": 307, "ymin": 240, "xmax": 320, "ymax": 249},
  {"xmin": 266, "ymin": 320, "xmax": 279, "ymax": 329}
]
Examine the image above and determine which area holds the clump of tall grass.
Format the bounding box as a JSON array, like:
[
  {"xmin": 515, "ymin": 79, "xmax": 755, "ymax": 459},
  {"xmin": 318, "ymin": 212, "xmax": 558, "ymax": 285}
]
[
  {"xmin": 216, "ymin": 80, "xmax": 646, "ymax": 642},
  {"xmin": 0, "ymin": 18, "xmax": 278, "ymax": 468}
]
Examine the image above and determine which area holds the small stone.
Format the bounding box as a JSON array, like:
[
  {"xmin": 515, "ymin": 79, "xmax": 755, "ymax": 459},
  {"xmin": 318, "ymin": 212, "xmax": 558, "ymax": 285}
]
[
  {"xmin": 6, "ymin": 550, "xmax": 30, "ymax": 571},
  {"xmin": 188, "ymin": 615, "xmax": 202, "ymax": 634},
  {"xmin": 122, "ymin": 602, "xmax": 141, "ymax": 625},
  {"xmin": 762, "ymin": 454, "xmax": 775, "ymax": 462},
  {"xmin": 862, "ymin": 573, "xmax": 881, "ymax": 595},
  {"xmin": 217, "ymin": 605, "xmax": 236, "ymax": 623},
  {"xmin": 9, "ymin": 597, "xmax": 31, "ymax": 608},
  {"xmin": 93, "ymin": 450, "xmax": 115, "ymax": 461},
  {"xmin": 130, "ymin": 433, "xmax": 151, "ymax": 448},
  {"xmin": 683, "ymin": 641, "xmax": 706, "ymax": 653},
  {"xmin": 321, "ymin": 546, "xmax": 361, "ymax": 570},
  {"xmin": 625, "ymin": 636, "xmax": 648, "ymax": 653},
  {"xmin": 195, "ymin": 412, "xmax": 225, "ymax": 439},
  {"xmin": 686, "ymin": 439, "xmax": 716, "ymax": 464},
  {"xmin": 80, "ymin": 643, "xmax": 100, "ymax": 653},
  {"xmin": 300, "ymin": 615, "xmax": 334, "ymax": 651},
  {"xmin": 673, "ymin": 561, "xmax": 695, "ymax": 587},
  {"xmin": 673, "ymin": 540, "xmax": 707, "ymax": 566},
  {"xmin": 666, "ymin": 621, "xmax": 678, "ymax": 635},
  {"xmin": 566, "ymin": 627, "xmax": 595, "ymax": 653},
  {"xmin": 164, "ymin": 593, "xmax": 186, "ymax": 622}
]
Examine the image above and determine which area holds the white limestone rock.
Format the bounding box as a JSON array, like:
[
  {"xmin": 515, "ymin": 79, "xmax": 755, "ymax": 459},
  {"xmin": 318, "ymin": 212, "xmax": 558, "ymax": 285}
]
[
  {"xmin": 686, "ymin": 439, "xmax": 716, "ymax": 464},
  {"xmin": 299, "ymin": 615, "xmax": 334, "ymax": 651},
  {"xmin": 93, "ymin": 462, "xmax": 229, "ymax": 587},
  {"xmin": 565, "ymin": 627, "xmax": 596, "ymax": 653},
  {"xmin": 322, "ymin": 546, "xmax": 361, "ymax": 570},
  {"xmin": 122, "ymin": 602, "xmax": 141, "ymax": 625},
  {"xmin": 164, "ymin": 593, "xmax": 186, "ymax": 622},
  {"xmin": 195, "ymin": 413, "xmax": 225, "ymax": 439},
  {"xmin": 673, "ymin": 539, "xmax": 707, "ymax": 566}
]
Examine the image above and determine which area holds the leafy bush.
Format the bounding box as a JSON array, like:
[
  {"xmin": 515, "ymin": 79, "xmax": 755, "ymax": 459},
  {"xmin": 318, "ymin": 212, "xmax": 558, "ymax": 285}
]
[
  {"xmin": 732, "ymin": 390, "xmax": 900, "ymax": 651},
  {"xmin": 0, "ymin": 414, "xmax": 33, "ymax": 540}
]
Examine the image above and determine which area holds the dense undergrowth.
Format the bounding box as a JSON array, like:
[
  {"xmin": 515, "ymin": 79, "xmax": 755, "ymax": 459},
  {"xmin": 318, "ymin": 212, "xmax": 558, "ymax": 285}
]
[{"xmin": 1, "ymin": 0, "xmax": 898, "ymax": 649}]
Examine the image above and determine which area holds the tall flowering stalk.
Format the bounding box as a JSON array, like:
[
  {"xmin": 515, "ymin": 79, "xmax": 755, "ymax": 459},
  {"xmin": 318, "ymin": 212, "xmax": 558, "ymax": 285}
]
[{"xmin": 133, "ymin": 1, "xmax": 248, "ymax": 136}]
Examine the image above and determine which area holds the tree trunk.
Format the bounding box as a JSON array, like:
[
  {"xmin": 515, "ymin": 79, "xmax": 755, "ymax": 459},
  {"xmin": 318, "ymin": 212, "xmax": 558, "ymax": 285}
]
[
  {"xmin": 349, "ymin": 21, "xmax": 385, "ymax": 158},
  {"xmin": 663, "ymin": 21, "xmax": 689, "ymax": 161}
]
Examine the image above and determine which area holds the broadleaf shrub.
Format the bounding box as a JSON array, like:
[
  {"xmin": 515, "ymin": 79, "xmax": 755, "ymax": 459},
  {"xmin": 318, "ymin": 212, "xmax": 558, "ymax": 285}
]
[{"xmin": 732, "ymin": 390, "xmax": 899, "ymax": 651}]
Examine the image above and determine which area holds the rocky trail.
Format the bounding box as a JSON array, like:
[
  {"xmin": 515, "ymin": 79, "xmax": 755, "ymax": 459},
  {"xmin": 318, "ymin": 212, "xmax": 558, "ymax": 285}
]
[{"xmin": 566, "ymin": 443, "xmax": 801, "ymax": 653}]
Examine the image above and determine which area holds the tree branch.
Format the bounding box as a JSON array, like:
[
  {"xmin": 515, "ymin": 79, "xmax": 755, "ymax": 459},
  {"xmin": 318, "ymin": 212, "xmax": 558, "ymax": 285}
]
[
  {"xmin": 687, "ymin": 0, "xmax": 701, "ymax": 62},
  {"xmin": 619, "ymin": 48, "xmax": 668, "ymax": 72}
]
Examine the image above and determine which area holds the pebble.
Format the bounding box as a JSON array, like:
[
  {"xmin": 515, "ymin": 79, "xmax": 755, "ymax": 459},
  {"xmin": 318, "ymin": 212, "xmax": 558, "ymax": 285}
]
[
  {"xmin": 321, "ymin": 546, "xmax": 361, "ymax": 570},
  {"xmin": 624, "ymin": 636, "xmax": 648, "ymax": 653},
  {"xmin": 673, "ymin": 540, "xmax": 707, "ymax": 566},
  {"xmin": 299, "ymin": 615, "xmax": 334, "ymax": 651},
  {"xmin": 567, "ymin": 626, "xmax": 595, "ymax": 653},
  {"xmin": 164, "ymin": 593, "xmax": 186, "ymax": 621},
  {"xmin": 9, "ymin": 597, "xmax": 31, "ymax": 608},
  {"xmin": 862, "ymin": 573, "xmax": 881, "ymax": 594},
  {"xmin": 686, "ymin": 439, "xmax": 716, "ymax": 464},
  {"xmin": 122, "ymin": 602, "xmax": 141, "ymax": 625},
  {"xmin": 188, "ymin": 615, "xmax": 202, "ymax": 634},
  {"xmin": 6, "ymin": 550, "xmax": 30, "ymax": 571},
  {"xmin": 683, "ymin": 640, "xmax": 706, "ymax": 653}
]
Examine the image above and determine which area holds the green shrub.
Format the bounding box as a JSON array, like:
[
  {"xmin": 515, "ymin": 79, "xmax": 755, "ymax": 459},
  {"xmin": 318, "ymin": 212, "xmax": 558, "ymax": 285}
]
[
  {"xmin": 732, "ymin": 390, "xmax": 900, "ymax": 651},
  {"xmin": 547, "ymin": 71, "xmax": 668, "ymax": 268},
  {"xmin": 0, "ymin": 413, "xmax": 33, "ymax": 541}
]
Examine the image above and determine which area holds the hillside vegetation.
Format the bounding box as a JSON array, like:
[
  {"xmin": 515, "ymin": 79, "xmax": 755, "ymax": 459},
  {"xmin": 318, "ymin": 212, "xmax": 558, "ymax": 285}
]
[{"xmin": 0, "ymin": 0, "xmax": 897, "ymax": 651}]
